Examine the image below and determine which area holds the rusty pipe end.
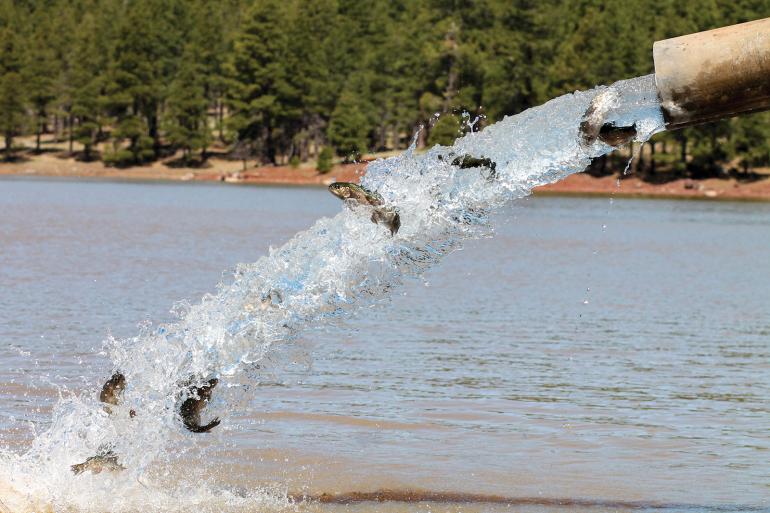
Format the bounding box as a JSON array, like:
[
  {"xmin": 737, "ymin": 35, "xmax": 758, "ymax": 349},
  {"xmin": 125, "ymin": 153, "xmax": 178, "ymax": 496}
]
[{"xmin": 653, "ymin": 17, "xmax": 770, "ymax": 130}]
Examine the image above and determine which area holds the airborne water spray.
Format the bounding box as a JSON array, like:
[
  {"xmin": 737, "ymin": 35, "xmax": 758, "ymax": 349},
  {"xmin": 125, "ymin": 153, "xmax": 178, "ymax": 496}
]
[{"xmin": 0, "ymin": 72, "xmax": 666, "ymax": 512}]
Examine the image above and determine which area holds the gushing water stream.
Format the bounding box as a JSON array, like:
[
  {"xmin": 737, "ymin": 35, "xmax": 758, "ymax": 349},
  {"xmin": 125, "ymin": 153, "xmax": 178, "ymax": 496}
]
[{"xmin": 0, "ymin": 76, "xmax": 665, "ymax": 512}]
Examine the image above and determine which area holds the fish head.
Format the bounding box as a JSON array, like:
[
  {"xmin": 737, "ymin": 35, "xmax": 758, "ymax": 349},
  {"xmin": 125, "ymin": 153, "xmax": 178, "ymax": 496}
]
[
  {"xmin": 112, "ymin": 373, "xmax": 126, "ymax": 391},
  {"xmin": 100, "ymin": 372, "xmax": 127, "ymax": 405},
  {"xmin": 328, "ymin": 182, "xmax": 354, "ymax": 200}
]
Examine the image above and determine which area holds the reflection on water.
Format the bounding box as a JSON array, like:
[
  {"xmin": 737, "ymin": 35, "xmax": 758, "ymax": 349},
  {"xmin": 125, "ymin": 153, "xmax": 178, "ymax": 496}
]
[{"xmin": 1, "ymin": 179, "xmax": 769, "ymax": 511}]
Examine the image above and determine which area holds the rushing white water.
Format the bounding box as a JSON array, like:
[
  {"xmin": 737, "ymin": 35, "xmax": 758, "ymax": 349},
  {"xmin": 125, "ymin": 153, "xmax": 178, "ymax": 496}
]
[{"xmin": 0, "ymin": 75, "xmax": 664, "ymax": 512}]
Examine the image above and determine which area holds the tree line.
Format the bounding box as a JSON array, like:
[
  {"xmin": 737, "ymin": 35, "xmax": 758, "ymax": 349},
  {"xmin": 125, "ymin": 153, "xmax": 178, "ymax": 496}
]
[{"xmin": 1, "ymin": 0, "xmax": 769, "ymax": 177}]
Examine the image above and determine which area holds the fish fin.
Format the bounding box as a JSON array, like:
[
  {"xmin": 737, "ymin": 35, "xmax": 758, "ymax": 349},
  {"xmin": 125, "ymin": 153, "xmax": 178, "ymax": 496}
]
[
  {"xmin": 184, "ymin": 417, "xmax": 221, "ymax": 433},
  {"xmin": 200, "ymin": 417, "xmax": 221, "ymax": 432},
  {"xmin": 390, "ymin": 213, "xmax": 401, "ymax": 236}
]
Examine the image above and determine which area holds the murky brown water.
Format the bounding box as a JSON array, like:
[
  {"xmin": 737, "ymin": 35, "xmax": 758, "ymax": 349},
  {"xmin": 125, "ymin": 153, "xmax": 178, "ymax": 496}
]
[{"xmin": 1, "ymin": 178, "xmax": 769, "ymax": 512}]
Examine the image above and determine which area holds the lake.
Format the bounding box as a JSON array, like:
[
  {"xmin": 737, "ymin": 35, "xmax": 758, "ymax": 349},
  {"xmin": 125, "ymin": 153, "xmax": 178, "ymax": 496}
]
[{"xmin": 1, "ymin": 178, "xmax": 768, "ymax": 512}]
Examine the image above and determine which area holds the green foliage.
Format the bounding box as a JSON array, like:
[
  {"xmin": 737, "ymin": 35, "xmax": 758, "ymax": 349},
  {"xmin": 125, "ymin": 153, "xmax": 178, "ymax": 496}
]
[
  {"xmin": 103, "ymin": 0, "xmax": 189, "ymax": 157},
  {"xmin": 732, "ymin": 113, "xmax": 770, "ymax": 172},
  {"xmin": 1, "ymin": 0, "xmax": 769, "ymax": 177},
  {"xmin": 165, "ymin": 43, "xmax": 210, "ymax": 162},
  {"xmin": 686, "ymin": 122, "xmax": 733, "ymax": 178},
  {"xmin": 289, "ymin": 155, "xmax": 301, "ymax": 168},
  {"xmin": 226, "ymin": 0, "xmax": 297, "ymax": 164},
  {"xmin": 286, "ymin": 0, "xmax": 341, "ymax": 154},
  {"xmin": 316, "ymin": 146, "xmax": 333, "ymax": 173},
  {"xmin": 328, "ymin": 84, "xmax": 370, "ymax": 162},
  {"xmin": 111, "ymin": 116, "xmax": 155, "ymax": 165},
  {"xmin": 74, "ymin": 121, "xmax": 100, "ymax": 160},
  {"xmin": 69, "ymin": 13, "xmax": 104, "ymax": 160},
  {"xmin": 103, "ymin": 149, "xmax": 136, "ymax": 168},
  {"xmin": 427, "ymin": 114, "xmax": 461, "ymax": 147},
  {"xmin": 0, "ymin": 11, "xmax": 26, "ymax": 159},
  {"xmin": 24, "ymin": 28, "xmax": 57, "ymax": 152}
]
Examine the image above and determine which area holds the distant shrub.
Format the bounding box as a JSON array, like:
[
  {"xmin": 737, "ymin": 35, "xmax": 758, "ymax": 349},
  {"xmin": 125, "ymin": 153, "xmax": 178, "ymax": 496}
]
[
  {"xmin": 136, "ymin": 136, "xmax": 156, "ymax": 163},
  {"xmin": 316, "ymin": 147, "xmax": 333, "ymax": 174},
  {"xmin": 289, "ymin": 155, "xmax": 301, "ymax": 169},
  {"xmin": 2, "ymin": 144, "xmax": 25, "ymax": 161},
  {"xmin": 103, "ymin": 149, "xmax": 136, "ymax": 168}
]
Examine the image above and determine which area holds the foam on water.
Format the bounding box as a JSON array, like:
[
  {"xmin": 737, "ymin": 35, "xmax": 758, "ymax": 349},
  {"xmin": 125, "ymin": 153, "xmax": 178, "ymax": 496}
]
[{"xmin": 0, "ymin": 76, "xmax": 664, "ymax": 512}]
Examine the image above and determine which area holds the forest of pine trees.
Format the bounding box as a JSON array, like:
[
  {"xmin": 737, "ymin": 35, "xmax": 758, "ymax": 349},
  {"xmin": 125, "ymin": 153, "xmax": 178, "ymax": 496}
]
[{"xmin": 1, "ymin": 0, "xmax": 769, "ymax": 177}]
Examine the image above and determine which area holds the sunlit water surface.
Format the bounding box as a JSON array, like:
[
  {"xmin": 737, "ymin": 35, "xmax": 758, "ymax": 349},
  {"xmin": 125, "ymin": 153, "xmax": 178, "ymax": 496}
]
[{"xmin": 1, "ymin": 179, "xmax": 768, "ymax": 512}]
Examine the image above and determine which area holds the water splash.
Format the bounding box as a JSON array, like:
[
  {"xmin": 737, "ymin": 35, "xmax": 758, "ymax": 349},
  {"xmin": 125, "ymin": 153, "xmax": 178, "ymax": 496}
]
[{"xmin": 0, "ymin": 76, "xmax": 664, "ymax": 511}]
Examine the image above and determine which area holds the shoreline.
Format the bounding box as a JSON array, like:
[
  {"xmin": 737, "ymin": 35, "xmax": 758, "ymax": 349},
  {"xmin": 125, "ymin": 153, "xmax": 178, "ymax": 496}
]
[
  {"xmin": 533, "ymin": 171, "xmax": 770, "ymax": 202},
  {"xmin": 2, "ymin": 153, "xmax": 770, "ymax": 202}
]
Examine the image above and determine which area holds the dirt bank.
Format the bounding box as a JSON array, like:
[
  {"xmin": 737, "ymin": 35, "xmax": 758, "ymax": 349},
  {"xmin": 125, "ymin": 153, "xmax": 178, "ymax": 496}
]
[
  {"xmin": 534, "ymin": 171, "xmax": 770, "ymax": 201},
  {"xmin": 0, "ymin": 151, "xmax": 363, "ymax": 186},
  {"xmin": 2, "ymin": 151, "xmax": 769, "ymax": 201}
]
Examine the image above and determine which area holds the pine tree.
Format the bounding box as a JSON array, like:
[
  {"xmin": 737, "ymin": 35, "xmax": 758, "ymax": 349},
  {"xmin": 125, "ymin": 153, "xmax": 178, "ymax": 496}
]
[
  {"xmin": 328, "ymin": 80, "xmax": 371, "ymax": 162},
  {"xmin": 165, "ymin": 43, "xmax": 210, "ymax": 164},
  {"xmin": 190, "ymin": 0, "xmax": 230, "ymax": 143},
  {"xmin": 70, "ymin": 13, "xmax": 104, "ymax": 161},
  {"xmin": 227, "ymin": 0, "xmax": 295, "ymax": 164},
  {"xmin": 732, "ymin": 113, "xmax": 770, "ymax": 173},
  {"xmin": 23, "ymin": 27, "xmax": 57, "ymax": 153},
  {"xmin": 104, "ymin": 0, "xmax": 187, "ymax": 161},
  {"xmin": 105, "ymin": 116, "xmax": 154, "ymax": 167},
  {"xmin": 415, "ymin": 0, "xmax": 487, "ymax": 144},
  {"xmin": 47, "ymin": 0, "xmax": 78, "ymax": 150},
  {"xmin": 285, "ymin": 0, "xmax": 341, "ymax": 159},
  {"xmin": 545, "ymin": 1, "xmax": 601, "ymax": 98},
  {"xmin": 366, "ymin": 1, "xmax": 431, "ymax": 150},
  {"xmin": 0, "ymin": 24, "xmax": 26, "ymax": 160},
  {"xmin": 316, "ymin": 146, "xmax": 333, "ymax": 173}
]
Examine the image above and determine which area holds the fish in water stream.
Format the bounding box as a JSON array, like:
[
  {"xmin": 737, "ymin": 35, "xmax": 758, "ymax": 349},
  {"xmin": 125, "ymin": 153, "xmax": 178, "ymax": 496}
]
[
  {"xmin": 597, "ymin": 122, "xmax": 637, "ymax": 147},
  {"xmin": 450, "ymin": 154, "xmax": 498, "ymax": 181},
  {"xmin": 99, "ymin": 372, "xmax": 136, "ymax": 417},
  {"xmin": 579, "ymin": 89, "xmax": 637, "ymax": 147},
  {"xmin": 179, "ymin": 377, "xmax": 221, "ymax": 433},
  {"xmin": 328, "ymin": 182, "xmax": 401, "ymax": 236},
  {"xmin": 99, "ymin": 372, "xmax": 125, "ymax": 409},
  {"xmin": 71, "ymin": 449, "xmax": 125, "ymax": 475},
  {"xmin": 70, "ymin": 373, "xmax": 135, "ymax": 475}
]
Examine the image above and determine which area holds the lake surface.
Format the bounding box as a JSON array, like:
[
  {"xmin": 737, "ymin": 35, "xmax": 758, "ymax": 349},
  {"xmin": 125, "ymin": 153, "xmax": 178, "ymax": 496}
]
[{"xmin": 1, "ymin": 178, "xmax": 769, "ymax": 512}]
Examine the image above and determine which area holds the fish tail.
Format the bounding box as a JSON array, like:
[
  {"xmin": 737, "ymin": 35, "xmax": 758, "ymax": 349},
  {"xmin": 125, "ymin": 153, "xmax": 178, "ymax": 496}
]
[{"xmin": 184, "ymin": 417, "xmax": 221, "ymax": 433}]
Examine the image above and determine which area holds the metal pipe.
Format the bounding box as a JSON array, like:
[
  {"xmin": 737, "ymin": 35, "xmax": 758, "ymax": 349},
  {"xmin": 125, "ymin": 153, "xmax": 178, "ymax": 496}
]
[{"xmin": 653, "ymin": 17, "xmax": 770, "ymax": 130}]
